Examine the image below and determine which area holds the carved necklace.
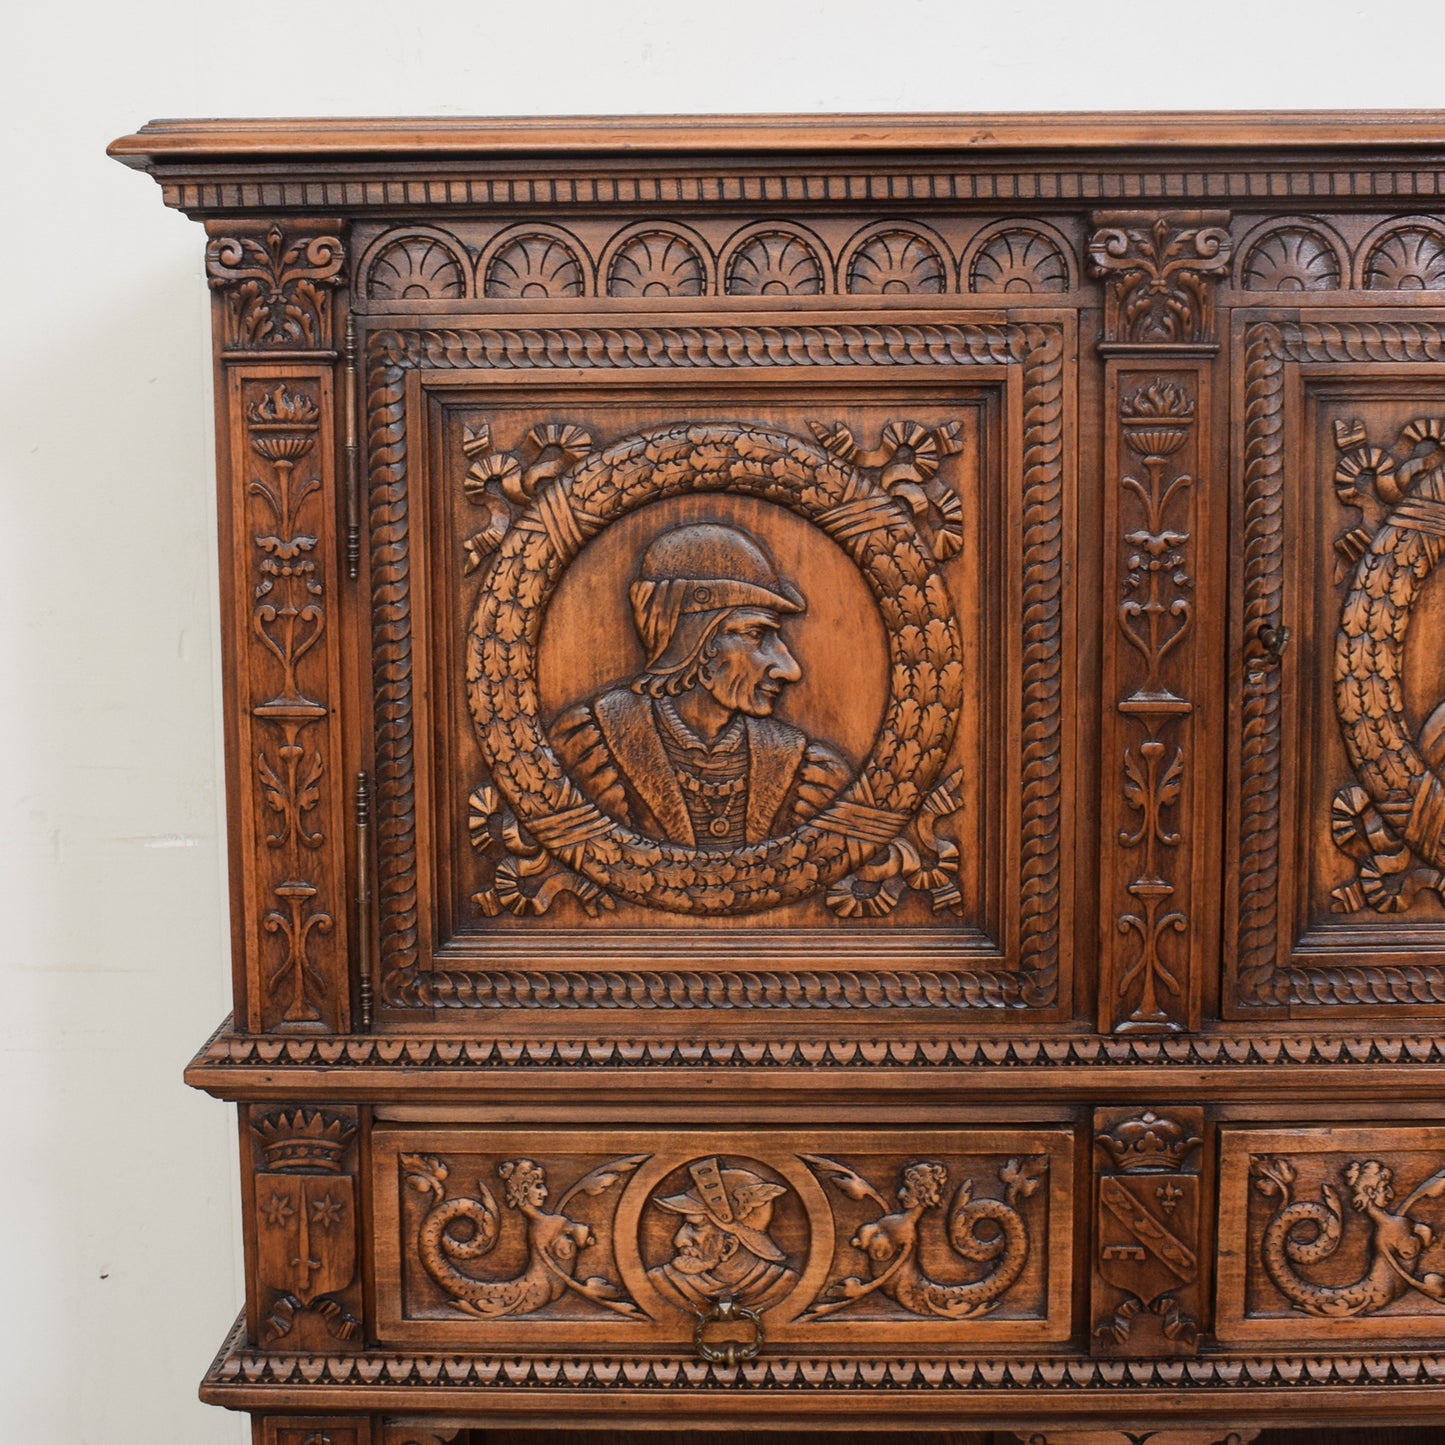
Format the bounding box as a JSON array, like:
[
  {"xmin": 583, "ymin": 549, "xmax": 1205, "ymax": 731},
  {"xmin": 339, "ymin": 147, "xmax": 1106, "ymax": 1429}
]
[{"xmin": 655, "ymin": 699, "xmax": 748, "ymax": 842}]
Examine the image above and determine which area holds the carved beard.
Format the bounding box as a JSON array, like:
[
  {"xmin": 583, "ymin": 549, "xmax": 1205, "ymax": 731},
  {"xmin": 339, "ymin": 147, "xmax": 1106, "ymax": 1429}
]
[
  {"xmin": 671, "ymin": 1230, "xmax": 737, "ymax": 1274},
  {"xmin": 670, "ymin": 1247, "xmax": 721, "ymax": 1275}
]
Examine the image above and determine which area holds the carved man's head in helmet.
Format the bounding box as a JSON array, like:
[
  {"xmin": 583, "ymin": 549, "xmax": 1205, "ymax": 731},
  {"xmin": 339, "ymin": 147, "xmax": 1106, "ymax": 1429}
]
[{"xmin": 628, "ymin": 522, "xmax": 805, "ymax": 717}]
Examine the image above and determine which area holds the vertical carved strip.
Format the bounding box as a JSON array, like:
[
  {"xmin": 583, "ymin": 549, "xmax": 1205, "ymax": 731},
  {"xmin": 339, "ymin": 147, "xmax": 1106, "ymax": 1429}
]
[
  {"xmin": 1016, "ymin": 323, "xmax": 1066, "ymax": 1006},
  {"xmin": 1234, "ymin": 325, "xmax": 1288, "ymax": 1007},
  {"xmin": 209, "ymin": 221, "xmax": 351, "ymax": 1032},
  {"xmin": 367, "ymin": 339, "xmax": 420, "ymax": 1006},
  {"xmin": 1092, "ymin": 211, "xmax": 1231, "ymax": 1034},
  {"xmin": 248, "ymin": 1106, "xmax": 363, "ymax": 1352},
  {"xmin": 1090, "ymin": 1107, "xmax": 1205, "ymax": 1358}
]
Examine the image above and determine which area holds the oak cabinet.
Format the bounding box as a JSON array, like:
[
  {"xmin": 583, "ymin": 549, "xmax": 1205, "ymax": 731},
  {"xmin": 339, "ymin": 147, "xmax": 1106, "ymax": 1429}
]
[{"xmin": 110, "ymin": 113, "xmax": 1445, "ymax": 1444}]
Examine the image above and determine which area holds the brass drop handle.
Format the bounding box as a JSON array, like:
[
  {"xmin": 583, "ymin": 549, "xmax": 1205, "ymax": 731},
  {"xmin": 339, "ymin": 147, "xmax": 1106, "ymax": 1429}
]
[
  {"xmin": 1245, "ymin": 624, "xmax": 1291, "ymax": 683},
  {"xmin": 693, "ymin": 1295, "xmax": 764, "ymax": 1366}
]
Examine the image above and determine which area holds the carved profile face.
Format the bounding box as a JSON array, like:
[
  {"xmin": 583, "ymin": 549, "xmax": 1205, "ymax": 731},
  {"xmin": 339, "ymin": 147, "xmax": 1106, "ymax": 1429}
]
[
  {"xmin": 696, "ymin": 606, "xmax": 802, "ymax": 717},
  {"xmin": 668, "ymin": 1213, "xmax": 737, "ymax": 1274},
  {"xmin": 547, "ymin": 519, "xmax": 856, "ymax": 852}
]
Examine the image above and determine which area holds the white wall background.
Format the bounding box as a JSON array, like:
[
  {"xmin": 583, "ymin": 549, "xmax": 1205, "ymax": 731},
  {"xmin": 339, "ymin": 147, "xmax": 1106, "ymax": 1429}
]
[{"xmin": 0, "ymin": 2, "xmax": 1418, "ymax": 1440}]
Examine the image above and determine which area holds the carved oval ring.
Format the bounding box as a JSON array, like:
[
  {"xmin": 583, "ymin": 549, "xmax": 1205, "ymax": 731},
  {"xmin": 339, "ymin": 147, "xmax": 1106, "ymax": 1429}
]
[
  {"xmin": 466, "ymin": 422, "xmax": 963, "ymax": 914},
  {"xmin": 1335, "ymin": 429, "xmax": 1445, "ymax": 870}
]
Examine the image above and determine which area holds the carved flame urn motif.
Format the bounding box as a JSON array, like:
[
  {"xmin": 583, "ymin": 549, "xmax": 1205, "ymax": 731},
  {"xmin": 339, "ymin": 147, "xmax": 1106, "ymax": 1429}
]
[{"xmin": 106, "ymin": 111, "xmax": 1445, "ymax": 1442}]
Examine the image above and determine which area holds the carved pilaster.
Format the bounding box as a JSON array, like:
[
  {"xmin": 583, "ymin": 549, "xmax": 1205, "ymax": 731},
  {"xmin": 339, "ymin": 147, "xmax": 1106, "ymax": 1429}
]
[
  {"xmin": 1092, "ymin": 211, "xmax": 1230, "ymax": 1033},
  {"xmin": 210, "ymin": 221, "xmax": 353, "ymax": 1032},
  {"xmin": 247, "ymin": 1106, "xmax": 363, "ymax": 1352},
  {"xmin": 1090, "ymin": 1108, "xmax": 1205, "ymax": 1358}
]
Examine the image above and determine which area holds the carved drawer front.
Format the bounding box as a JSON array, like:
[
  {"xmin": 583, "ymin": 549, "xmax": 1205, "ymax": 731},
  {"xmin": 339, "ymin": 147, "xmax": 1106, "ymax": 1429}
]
[
  {"xmin": 1217, "ymin": 1125, "xmax": 1445, "ymax": 1342},
  {"xmin": 1227, "ymin": 329, "xmax": 1445, "ymax": 1013},
  {"xmin": 369, "ymin": 335, "xmax": 1076, "ymax": 1021},
  {"xmin": 372, "ymin": 1126, "xmax": 1073, "ymax": 1348}
]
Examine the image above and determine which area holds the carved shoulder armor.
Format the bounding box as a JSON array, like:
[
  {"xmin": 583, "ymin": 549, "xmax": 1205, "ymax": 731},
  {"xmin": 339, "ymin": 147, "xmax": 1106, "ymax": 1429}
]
[{"xmin": 549, "ymin": 701, "xmax": 634, "ymax": 827}]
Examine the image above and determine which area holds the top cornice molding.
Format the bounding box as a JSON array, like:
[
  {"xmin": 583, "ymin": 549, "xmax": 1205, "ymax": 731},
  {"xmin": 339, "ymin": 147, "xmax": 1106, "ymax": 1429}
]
[
  {"xmin": 110, "ymin": 113, "xmax": 1445, "ymax": 220},
  {"xmin": 108, "ymin": 111, "xmax": 1445, "ymax": 163}
]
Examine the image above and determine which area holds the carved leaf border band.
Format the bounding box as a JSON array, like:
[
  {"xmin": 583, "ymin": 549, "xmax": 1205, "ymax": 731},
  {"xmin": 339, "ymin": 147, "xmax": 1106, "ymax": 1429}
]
[{"xmin": 367, "ymin": 321, "xmax": 1066, "ymax": 1012}]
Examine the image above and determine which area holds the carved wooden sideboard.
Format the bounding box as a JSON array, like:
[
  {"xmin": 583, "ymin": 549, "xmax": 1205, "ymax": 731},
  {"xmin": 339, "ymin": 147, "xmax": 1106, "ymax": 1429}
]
[{"xmin": 111, "ymin": 114, "xmax": 1445, "ymax": 1443}]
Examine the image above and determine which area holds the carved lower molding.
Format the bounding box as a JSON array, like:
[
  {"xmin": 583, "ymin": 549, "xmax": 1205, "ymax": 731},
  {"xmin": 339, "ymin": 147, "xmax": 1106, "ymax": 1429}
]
[
  {"xmin": 189, "ymin": 1021, "xmax": 1445, "ymax": 1074},
  {"xmin": 203, "ymin": 1310, "xmax": 1445, "ymax": 1396}
]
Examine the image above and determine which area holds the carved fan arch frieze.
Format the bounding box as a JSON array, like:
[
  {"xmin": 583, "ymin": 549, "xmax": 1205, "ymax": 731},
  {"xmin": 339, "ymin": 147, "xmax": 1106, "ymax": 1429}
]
[
  {"xmin": 722, "ymin": 225, "xmax": 829, "ymax": 296},
  {"xmin": 480, "ymin": 226, "xmax": 589, "ymax": 299},
  {"xmin": 965, "ymin": 223, "xmax": 1073, "ymax": 295},
  {"xmin": 1235, "ymin": 218, "xmax": 1345, "ymax": 292},
  {"xmin": 839, "ymin": 223, "xmax": 950, "ymax": 295},
  {"xmin": 1359, "ymin": 219, "xmax": 1445, "ymax": 291},
  {"xmin": 602, "ymin": 225, "xmax": 712, "ymax": 297},
  {"xmin": 363, "ymin": 229, "xmax": 470, "ymax": 300}
]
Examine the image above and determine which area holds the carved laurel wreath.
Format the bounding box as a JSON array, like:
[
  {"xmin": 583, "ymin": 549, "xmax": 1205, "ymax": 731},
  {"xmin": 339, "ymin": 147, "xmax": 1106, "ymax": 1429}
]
[
  {"xmin": 465, "ymin": 421, "xmax": 963, "ymax": 914},
  {"xmin": 1332, "ymin": 416, "xmax": 1445, "ymax": 912}
]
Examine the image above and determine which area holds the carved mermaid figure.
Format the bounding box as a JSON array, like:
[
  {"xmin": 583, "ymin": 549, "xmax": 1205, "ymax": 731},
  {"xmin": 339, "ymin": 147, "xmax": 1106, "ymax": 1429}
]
[
  {"xmin": 404, "ymin": 1153, "xmax": 644, "ymax": 1319},
  {"xmin": 802, "ymin": 1156, "xmax": 1043, "ymax": 1320},
  {"xmin": 1254, "ymin": 1156, "xmax": 1445, "ymax": 1317}
]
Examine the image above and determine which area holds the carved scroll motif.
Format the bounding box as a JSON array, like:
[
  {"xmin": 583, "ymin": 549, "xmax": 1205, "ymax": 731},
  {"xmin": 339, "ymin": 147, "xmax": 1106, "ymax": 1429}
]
[
  {"xmin": 461, "ymin": 417, "xmax": 968, "ymax": 923},
  {"xmin": 1329, "ymin": 415, "xmax": 1445, "ymax": 915},
  {"xmin": 386, "ymin": 1133, "xmax": 1060, "ymax": 1336},
  {"xmin": 802, "ymin": 1154, "xmax": 1044, "ymax": 1321},
  {"xmin": 1091, "ymin": 1109, "xmax": 1204, "ymax": 1357},
  {"xmin": 1092, "ymin": 209, "xmax": 1229, "ymax": 1034},
  {"xmin": 207, "ymin": 224, "xmax": 344, "ymax": 351},
  {"xmin": 251, "ymin": 1108, "xmax": 362, "ymax": 1348}
]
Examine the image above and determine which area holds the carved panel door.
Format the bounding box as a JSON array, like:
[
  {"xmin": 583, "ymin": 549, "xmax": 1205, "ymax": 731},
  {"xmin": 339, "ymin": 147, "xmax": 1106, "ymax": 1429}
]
[
  {"xmin": 360, "ymin": 297, "xmax": 1081, "ymax": 1029},
  {"xmin": 1226, "ymin": 305, "xmax": 1445, "ymax": 1016}
]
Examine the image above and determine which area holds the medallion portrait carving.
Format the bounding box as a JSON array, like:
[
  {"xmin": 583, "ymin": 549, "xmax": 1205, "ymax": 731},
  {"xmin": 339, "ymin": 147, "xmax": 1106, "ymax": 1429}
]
[
  {"xmin": 643, "ymin": 1155, "xmax": 800, "ymax": 1313},
  {"xmin": 362, "ymin": 319, "xmax": 1069, "ymax": 1011},
  {"xmin": 461, "ymin": 417, "xmax": 967, "ymax": 919},
  {"xmin": 550, "ymin": 522, "xmax": 852, "ymax": 850}
]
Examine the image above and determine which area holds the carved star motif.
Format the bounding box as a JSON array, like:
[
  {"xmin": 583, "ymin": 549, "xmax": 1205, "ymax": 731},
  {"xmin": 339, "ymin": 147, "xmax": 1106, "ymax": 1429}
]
[
  {"xmin": 260, "ymin": 1191, "xmax": 295, "ymax": 1228},
  {"xmin": 309, "ymin": 1191, "xmax": 345, "ymax": 1230}
]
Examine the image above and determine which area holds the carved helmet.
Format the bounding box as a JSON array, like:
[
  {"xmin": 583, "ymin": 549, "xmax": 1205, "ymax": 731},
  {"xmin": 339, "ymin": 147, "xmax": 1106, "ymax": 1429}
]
[
  {"xmin": 629, "ymin": 523, "xmax": 804, "ymax": 684},
  {"xmin": 653, "ymin": 1156, "xmax": 789, "ymax": 1263}
]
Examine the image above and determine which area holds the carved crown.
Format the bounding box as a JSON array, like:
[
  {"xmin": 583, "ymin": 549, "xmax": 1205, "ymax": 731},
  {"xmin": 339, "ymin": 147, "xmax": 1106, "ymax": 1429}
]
[
  {"xmin": 1097, "ymin": 1111, "xmax": 1201, "ymax": 1173},
  {"xmin": 252, "ymin": 1107, "xmax": 356, "ymax": 1173}
]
